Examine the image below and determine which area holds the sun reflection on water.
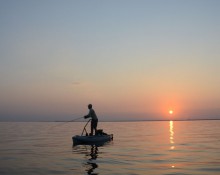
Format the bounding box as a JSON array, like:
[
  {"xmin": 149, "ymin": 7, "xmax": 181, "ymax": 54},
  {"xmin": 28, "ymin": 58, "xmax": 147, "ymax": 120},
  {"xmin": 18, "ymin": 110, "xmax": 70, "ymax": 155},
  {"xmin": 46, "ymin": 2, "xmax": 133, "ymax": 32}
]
[
  {"xmin": 169, "ymin": 121, "xmax": 175, "ymax": 146},
  {"xmin": 169, "ymin": 120, "xmax": 175, "ymax": 169}
]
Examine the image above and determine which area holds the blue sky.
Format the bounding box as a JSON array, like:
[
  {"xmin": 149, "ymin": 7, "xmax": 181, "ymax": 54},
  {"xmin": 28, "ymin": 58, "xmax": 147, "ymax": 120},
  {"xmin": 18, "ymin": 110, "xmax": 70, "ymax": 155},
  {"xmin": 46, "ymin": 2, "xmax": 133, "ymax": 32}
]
[{"xmin": 0, "ymin": 0, "xmax": 220, "ymax": 121}]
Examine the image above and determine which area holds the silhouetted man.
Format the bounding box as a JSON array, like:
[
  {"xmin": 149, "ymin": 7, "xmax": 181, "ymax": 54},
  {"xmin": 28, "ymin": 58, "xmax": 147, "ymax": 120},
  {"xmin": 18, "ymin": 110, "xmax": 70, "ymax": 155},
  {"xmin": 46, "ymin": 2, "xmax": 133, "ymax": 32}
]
[{"xmin": 84, "ymin": 104, "xmax": 98, "ymax": 136}]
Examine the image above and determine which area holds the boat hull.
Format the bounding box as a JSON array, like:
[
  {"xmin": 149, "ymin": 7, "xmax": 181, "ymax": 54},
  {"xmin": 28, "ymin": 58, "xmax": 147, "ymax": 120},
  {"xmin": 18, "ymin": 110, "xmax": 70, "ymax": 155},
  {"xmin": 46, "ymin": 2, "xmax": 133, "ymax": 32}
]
[{"xmin": 72, "ymin": 134, "xmax": 113, "ymax": 145}]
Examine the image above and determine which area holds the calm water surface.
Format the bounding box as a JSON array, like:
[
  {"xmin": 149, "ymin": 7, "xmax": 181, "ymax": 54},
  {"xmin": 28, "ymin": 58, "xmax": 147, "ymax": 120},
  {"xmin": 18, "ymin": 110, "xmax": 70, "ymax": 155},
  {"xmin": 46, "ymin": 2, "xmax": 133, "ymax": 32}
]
[{"xmin": 0, "ymin": 120, "xmax": 220, "ymax": 175}]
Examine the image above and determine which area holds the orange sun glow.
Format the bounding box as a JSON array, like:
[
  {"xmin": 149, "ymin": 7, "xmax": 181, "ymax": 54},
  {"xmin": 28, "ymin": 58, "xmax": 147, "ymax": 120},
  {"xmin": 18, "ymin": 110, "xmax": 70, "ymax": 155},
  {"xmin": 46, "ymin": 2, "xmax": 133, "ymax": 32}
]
[{"xmin": 169, "ymin": 110, "xmax": 173, "ymax": 115}]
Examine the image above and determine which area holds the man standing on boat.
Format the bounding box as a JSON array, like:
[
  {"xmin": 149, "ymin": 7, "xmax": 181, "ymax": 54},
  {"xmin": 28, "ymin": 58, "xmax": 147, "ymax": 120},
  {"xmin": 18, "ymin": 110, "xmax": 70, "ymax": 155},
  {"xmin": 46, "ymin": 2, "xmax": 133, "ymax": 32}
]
[{"xmin": 84, "ymin": 104, "xmax": 98, "ymax": 136}]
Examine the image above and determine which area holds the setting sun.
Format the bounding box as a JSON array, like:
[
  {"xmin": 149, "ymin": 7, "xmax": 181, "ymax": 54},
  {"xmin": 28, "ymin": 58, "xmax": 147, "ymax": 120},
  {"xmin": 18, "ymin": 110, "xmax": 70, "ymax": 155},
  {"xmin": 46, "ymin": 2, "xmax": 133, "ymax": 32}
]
[{"xmin": 169, "ymin": 110, "xmax": 173, "ymax": 115}]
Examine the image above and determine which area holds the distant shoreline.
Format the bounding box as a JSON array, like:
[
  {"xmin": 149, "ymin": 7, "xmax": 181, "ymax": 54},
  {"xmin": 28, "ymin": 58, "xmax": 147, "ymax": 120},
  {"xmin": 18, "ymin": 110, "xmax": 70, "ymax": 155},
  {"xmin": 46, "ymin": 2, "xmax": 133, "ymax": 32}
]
[
  {"xmin": 1, "ymin": 118, "xmax": 220, "ymax": 122},
  {"xmin": 54, "ymin": 118, "xmax": 220, "ymax": 122}
]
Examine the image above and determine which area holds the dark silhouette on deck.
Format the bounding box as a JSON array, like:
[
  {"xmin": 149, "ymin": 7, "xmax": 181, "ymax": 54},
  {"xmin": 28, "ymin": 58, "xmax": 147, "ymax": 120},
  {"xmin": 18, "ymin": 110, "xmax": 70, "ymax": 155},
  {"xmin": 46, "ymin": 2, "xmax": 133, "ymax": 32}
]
[{"xmin": 84, "ymin": 104, "xmax": 98, "ymax": 136}]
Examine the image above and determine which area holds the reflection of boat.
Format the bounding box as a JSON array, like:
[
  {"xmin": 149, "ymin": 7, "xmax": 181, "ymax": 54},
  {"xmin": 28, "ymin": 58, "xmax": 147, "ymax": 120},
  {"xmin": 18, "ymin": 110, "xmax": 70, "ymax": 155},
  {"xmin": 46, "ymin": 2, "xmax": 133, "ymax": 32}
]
[
  {"xmin": 72, "ymin": 145, "xmax": 99, "ymax": 175},
  {"xmin": 86, "ymin": 145, "xmax": 98, "ymax": 175},
  {"xmin": 72, "ymin": 119, "xmax": 113, "ymax": 145}
]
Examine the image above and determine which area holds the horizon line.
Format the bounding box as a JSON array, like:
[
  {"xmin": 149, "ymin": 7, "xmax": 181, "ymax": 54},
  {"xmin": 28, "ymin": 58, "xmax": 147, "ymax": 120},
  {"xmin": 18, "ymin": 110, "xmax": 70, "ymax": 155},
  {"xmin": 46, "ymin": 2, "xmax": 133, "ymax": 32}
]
[{"xmin": 1, "ymin": 118, "xmax": 220, "ymax": 122}]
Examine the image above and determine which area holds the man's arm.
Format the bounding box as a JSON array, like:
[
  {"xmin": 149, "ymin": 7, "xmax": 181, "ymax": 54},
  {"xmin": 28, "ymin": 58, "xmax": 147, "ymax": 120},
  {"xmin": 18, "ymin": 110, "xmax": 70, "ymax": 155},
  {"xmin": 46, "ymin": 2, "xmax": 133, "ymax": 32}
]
[
  {"xmin": 84, "ymin": 110, "xmax": 91, "ymax": 119},
  {"xmin": 84, "ymin": 115, "xmax": 89, "ymax": 119}
]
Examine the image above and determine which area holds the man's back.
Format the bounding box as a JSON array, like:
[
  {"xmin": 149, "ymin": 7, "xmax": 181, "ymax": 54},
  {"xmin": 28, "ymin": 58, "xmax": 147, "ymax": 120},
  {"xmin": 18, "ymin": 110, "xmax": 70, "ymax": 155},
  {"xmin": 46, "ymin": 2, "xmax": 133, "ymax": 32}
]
[{"xmin": 89, "ymin": 108, "xmax": 98, "ymax": 121}]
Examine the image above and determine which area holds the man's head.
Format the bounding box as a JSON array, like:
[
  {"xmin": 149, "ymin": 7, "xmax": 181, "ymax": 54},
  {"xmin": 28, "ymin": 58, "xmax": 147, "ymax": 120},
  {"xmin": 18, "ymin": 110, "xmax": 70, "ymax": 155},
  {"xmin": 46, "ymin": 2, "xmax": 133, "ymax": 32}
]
[{"xmin": 88, "ymin": 104, "xmax": 92, "ymax": 109}]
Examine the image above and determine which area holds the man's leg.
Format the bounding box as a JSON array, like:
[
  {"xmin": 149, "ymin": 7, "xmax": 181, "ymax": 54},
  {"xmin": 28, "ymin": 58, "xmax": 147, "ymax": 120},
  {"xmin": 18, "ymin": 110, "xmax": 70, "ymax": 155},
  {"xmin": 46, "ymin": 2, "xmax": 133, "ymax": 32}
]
[
  {"xmin": 90, "ymin": 121, "xmax": 94, "ymax": 136},
  {"xmin": 94, "ymin": 121, "xmax": 98, "ymax": 135}
]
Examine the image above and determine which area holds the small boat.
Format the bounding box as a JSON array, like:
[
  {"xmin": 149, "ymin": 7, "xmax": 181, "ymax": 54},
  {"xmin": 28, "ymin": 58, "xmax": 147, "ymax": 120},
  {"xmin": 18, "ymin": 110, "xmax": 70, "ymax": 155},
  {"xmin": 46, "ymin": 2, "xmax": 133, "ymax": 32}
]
[
  {"xmin": 73, "ymin": 134, "xmax": 113, "ymax": 145},
  {"xmin": 72, "ymin": 119, "xmax": 113, "ymax": 145}
]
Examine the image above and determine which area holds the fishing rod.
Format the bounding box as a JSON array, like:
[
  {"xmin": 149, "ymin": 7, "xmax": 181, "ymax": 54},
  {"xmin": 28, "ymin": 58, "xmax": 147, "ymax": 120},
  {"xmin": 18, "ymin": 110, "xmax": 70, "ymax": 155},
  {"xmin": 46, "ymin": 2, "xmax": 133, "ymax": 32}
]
[{"xmin": 49, "ymin": 116, "xmax": 84, "ymax": 130}]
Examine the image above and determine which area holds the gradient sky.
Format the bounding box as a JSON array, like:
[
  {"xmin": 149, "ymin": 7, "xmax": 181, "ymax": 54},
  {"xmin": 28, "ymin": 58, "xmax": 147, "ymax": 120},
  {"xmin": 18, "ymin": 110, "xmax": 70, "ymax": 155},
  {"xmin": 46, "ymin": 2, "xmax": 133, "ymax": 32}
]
[{"xmin": 0, "ymin": 0, "xmax": 220, "ymax": 121}]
